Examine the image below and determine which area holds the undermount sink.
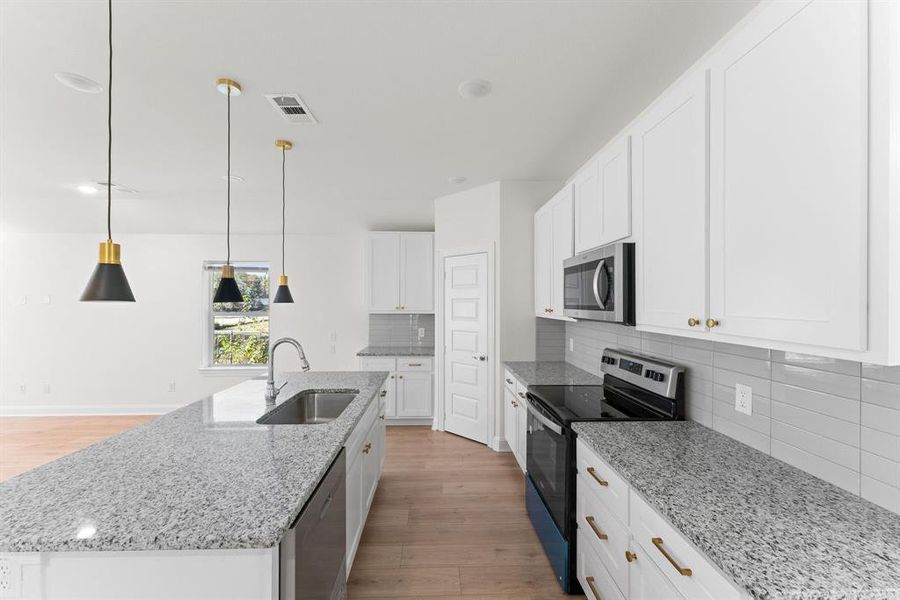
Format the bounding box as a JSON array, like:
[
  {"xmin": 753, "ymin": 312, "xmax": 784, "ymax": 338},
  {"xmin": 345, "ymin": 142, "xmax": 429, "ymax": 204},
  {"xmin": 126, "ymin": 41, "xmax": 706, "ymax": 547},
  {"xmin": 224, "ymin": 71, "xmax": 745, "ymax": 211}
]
[{"xmin": 256, "ymin": 390, "xmax": 358, "ymax": 425}]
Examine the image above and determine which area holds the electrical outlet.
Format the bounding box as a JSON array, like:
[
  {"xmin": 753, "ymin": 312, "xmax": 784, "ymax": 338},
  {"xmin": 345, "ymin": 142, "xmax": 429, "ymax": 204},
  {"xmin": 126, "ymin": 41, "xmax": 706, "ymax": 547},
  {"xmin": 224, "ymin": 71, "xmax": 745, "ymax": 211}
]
[
  {"xmin": 735, "ymin": 384, "xmax": 753, "ymax": 416},
  {"xmin": 330, "ymin": 331, "xmax": 337, "ymax": 342},
  {"xmin": 569, "ymin": 338, "xmax": 574, "ymax": 352},
  {"xmin": 41, "ymin": 295, "xmax": 51, "ymax": 305},
  {"xmin": 17, "ymin": 295, "xmax": 27, "ymax": 305},
  {"xmin": 418, "ymin": 327, "xmax": 425, "ymax": 339},
  {"xmin": 330, "ymin": 344, "xmax": 336, "ymax": 354},
  {"xmin": 43, "ymin": 384, "xmax": 51, "ymax": 395},
  {"xmin": 18, "ymin": 384, "xmax": 26, "ymax": 394},
  {"xmin": 168, "ymin": 382, "xmax": 176, "ymax": 393}
]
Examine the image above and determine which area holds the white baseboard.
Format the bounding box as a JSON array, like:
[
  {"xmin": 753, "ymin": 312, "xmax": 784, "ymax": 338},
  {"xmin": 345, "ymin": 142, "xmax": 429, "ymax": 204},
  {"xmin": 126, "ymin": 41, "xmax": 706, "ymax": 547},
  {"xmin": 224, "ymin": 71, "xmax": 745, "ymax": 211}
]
[
  {"xmin": 492, "ymin": 436, "xmax": 511, "ymax": 453},
  {"xmin": 0, "ymin": 404, "xmax": 182, "ymax": 417},
  {"xmin": 385, "ymin": 417, "xmax": 434, "ymax": 426}
]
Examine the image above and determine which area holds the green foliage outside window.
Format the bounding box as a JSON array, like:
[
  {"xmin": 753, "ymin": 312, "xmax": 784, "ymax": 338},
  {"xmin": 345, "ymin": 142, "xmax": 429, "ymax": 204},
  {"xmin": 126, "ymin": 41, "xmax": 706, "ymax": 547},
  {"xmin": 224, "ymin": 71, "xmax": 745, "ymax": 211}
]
[{"xmin": 210, "ymin": 267, "xmax": 270, "ymax": 365}]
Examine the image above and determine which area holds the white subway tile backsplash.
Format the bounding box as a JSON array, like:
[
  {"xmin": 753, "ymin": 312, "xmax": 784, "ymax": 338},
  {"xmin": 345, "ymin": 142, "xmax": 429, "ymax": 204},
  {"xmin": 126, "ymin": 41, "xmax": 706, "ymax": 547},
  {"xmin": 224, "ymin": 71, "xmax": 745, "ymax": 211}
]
[{"xmin": 551, "ymin": 319, "xmax": 900, "ymax": 515}]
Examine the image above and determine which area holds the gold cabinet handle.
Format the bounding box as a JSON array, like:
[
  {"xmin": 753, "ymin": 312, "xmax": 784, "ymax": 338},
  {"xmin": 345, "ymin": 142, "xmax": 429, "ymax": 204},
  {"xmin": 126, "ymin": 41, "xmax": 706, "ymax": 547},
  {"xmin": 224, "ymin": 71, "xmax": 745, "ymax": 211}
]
[
  {"xmin": 517, "ymin": 392, "xmax": 526, "ymax": 399},
  {"xmin": 586, "ymin": 467, "xmax": 608, "ymax": 487},
  {"xmin": 687, "ymin": 317, "xmax": 700, "ymax": 327},
  {"xmin": 390, "ymin": 375, "xmax": 395, "ymax": 379},
  {"xmin": 511, "ymin": 400, "xmax": 518, "ymax": 408},
  {"xmin": 398, "ymin": 375, "xmax": 404, "ymax": 379},
  {"xmin": 506, "ymin": 378, "xmax": 514, "ymax": 384},
  {"xmin": 379, "ymin": 415, "xmax": 385, "ymax": 420},
  {"xmin": 380, "ymin": 390, "xmax": 387, "ymax": 397},
  {"xmin": 651, "ymin": 537, "xmax": 692, "ymax": 576},
  {"xmin": 585, "ymin": 516, "xmax": 608, "ymax": 541},
  {"xmin": 362, "ymin": 442, "xmax": 372, "ymax": 454},
  {"xmin": 548, "ymin": 308, "xmax": 554, "ymax": 313},
  {"xmin": 625, "ymin": 550, "xmax": 637, "ymax": 563},
  {"xmin": 706, "ymin": 318, "xmax": 719, "ymax": 328},
  {"xmin": 585, "ymin": 576, "xmax": 602, "ymax": 600}
]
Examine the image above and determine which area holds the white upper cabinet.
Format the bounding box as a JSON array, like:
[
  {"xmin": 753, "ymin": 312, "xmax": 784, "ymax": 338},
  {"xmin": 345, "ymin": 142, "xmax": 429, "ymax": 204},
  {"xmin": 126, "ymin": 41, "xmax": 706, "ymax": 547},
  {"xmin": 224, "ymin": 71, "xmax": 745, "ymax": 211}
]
[
  {"xmin": 367, "ymin": 232, "xmax": 434, "ymax": 313},
  {"xmin": 633, "ymin": 71, "xmax": 709, "ymax": 333},
  {"xmin": 400, "ymin": 233, "xmax": 434, "ymax": 312},
  {"xmin": 574, "ymin": 138, "xmax": 632, "ymax": 254},
  {"xmin": 708, "ymin": 0, "xmax": 868, "ymax": 350},
  {"xmin": 535, "ymin": 185, "xmax": 573, "ymax": 319}
]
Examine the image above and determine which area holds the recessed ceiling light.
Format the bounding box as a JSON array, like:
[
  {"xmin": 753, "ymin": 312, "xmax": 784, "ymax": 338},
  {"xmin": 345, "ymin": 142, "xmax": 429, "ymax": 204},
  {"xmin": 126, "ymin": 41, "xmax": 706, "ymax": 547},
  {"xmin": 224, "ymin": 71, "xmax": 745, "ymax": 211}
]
[
  {"xmin": 222, "ymin": 174, "xmax": 245, "ymax": 183},
  {"xmin": 457, "ymin": 79, "xmax": 492, "ymax": 99},
  {"xmin": 55, "ymin": 72, "xmax": 103, "ymax": 94},
  {"xmin": 77, "ymin": 184, "xmax": 99, "ymax": 195},
  {"xmin": 448, "ymin": 176, "xmax": 467, "ymax": 184}
]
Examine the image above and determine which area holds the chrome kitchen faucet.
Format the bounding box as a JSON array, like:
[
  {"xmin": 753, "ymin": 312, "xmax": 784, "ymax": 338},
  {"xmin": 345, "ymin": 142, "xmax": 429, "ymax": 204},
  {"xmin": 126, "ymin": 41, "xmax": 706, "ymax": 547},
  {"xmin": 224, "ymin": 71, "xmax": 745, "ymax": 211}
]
[{"xmin": 266, "ymin": 337, "xmax": 311, "ymax": 402}]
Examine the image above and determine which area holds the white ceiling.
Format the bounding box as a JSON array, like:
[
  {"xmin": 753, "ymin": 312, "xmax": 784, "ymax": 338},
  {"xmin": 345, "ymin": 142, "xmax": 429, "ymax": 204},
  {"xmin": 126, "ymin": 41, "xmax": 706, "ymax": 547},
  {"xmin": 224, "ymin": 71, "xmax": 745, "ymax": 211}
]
[{"xmin": 0, "ymin": 0, "xmax": 757, "ymax": 235}]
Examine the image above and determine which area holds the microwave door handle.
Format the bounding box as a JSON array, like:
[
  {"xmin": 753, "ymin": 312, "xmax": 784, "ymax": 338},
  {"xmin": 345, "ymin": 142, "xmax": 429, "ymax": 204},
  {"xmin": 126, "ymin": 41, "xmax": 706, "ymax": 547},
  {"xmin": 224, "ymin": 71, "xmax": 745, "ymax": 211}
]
[
  {"xmin": 525, "ymin": 398, "xmax": 563, "ymax": 435},
  {"xmin": 592, "ymin": 259, "xmax": 607, "ymax": 309}
]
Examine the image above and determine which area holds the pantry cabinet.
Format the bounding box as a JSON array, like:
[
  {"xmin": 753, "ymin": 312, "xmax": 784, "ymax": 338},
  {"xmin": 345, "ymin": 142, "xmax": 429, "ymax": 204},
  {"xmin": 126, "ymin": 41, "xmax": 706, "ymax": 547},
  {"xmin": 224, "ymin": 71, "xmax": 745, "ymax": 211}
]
[
  {"xmin": 367, "ymin": 232, "xmax": 434, "ymax": 313},
  {"xmin": 534, "ymin": 185, "xmax": 574, "ymax": 319},
  {"xmin": 358, "ymin": 356, "xmax": 434, "ymax": 422},
  {"xmin": 573, "ymin": 136, "xmax": 631, "ymax": 255}
]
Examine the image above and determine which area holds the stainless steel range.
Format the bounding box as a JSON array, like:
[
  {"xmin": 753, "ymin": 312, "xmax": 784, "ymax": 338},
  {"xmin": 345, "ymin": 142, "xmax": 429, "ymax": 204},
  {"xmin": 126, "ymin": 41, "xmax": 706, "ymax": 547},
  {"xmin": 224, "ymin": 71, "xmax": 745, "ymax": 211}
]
[{"xmin": 524, "ymin": 349, "xmax": 685, "ymax": 594}]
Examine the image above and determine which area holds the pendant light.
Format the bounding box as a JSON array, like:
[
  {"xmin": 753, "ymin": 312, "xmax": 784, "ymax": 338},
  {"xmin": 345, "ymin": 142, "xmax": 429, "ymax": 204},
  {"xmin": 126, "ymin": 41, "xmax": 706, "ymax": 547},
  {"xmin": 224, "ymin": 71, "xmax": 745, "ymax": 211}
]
[
  {"xmin": 213, "ymin": 77, "xmax": 243, "ymax": 303},
  {"xmin": 80, "ymin": 0, "xmax": 135, "ymax": 302},
  {"xmin": 272, "ymin": 139, "xmax": 294, "ymax": 303}
]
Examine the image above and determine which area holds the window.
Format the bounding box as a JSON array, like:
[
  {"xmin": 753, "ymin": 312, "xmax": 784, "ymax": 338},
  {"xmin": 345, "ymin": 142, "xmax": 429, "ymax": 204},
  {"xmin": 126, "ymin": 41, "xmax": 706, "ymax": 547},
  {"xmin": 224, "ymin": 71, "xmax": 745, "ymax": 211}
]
[{"xmin": 203, "ymin": 262, "xmax": 270, "ymax": 368}]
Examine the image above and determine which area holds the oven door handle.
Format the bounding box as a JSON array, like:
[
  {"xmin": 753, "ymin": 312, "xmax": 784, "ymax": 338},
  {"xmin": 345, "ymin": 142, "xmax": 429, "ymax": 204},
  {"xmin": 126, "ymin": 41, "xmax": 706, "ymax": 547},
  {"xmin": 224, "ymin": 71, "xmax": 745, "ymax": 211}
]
[
  {"xmin": 525, "ymin": 397, "xmax": 563, "ymax": 435},
  {"xmin": 592, "ymin": 259, "xmax": 607, "ymax": 309}
]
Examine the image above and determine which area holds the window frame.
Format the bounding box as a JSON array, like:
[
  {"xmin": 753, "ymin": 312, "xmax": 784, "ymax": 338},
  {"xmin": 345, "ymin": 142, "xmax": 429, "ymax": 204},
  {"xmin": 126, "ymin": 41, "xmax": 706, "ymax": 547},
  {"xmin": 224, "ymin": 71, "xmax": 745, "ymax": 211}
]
[{"xmin": 200, "ymin": 261, "xmax": 271, "ymax": 375}]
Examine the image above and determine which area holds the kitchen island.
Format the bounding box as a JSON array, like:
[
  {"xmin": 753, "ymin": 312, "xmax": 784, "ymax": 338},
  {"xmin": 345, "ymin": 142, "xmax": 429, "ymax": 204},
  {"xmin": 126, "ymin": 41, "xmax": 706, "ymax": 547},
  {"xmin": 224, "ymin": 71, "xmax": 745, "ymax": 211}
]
[{"xmin": 0, "ymin": 371, "xmax": 389, "ymax": 599}]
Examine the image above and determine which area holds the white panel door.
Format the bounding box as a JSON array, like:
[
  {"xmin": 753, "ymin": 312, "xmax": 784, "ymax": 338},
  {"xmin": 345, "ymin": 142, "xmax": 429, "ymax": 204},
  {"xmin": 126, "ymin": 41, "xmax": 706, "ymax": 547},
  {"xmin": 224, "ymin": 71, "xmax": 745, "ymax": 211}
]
[
  {"xmin": 396, "ymin": 371, "xmax": 432, "ymax": 417},
  {"xmin": 400, "ymin": 233, "xmax": 434, "ymax": 312},
  {"xmin": 534, "ymin": 204, "xmax": 553, "ymax": 317},
  {"xmin": 443, "ymin": 252, "xmax": 490, "ymax": 444},
  {"xmin": 633, "ymin": 70, "xmax": 709, "ymax": 333},
  {"xmin": 550, "ymin": 186, "xmax": 574, "ymax": 316},
  {"xmin": 708, "ymin": 0, "xmax": 868, "ymax": 350},
  {"xmin": 598, "ymin": 136, "xmax": 632, "ymax": 246},
  {"xmin": 367, "ymin": 233, "xmax": 401, "ymax": 311},
  {"xmin": 573, "ymin": 157, "xmax": 602, "ymax": 254}
]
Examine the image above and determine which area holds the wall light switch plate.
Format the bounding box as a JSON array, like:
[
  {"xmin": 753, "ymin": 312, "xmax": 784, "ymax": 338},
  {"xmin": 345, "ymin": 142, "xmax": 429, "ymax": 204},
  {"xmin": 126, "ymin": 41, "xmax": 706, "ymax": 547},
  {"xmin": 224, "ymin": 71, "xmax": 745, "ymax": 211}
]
[
  {"xmin": 43, "ymin": 384, "xmax": 51, "ymax": 395},
  {"xmin": 418, "ymin": 327, "xmax": 425, "ymax": 339},
  {"xmin": 330, "ymin": 331, "xmax": 337, "ymax": 342},
  {"xmin": 569, "ymin": 338, "xmax": 574, "ymax": 352},
  {"xmin": 735, "ymin": 383, "xmax": 752, "ymax": 416},
  {"xmin": 168, "ymin": 382, "xmax": 176, "ymax": 393}
]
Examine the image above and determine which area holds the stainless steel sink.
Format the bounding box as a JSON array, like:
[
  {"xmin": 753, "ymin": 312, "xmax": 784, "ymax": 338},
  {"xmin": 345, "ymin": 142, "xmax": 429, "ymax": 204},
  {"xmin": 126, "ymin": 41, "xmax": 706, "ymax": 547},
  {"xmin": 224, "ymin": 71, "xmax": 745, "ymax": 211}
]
[{"xmin": 256, "ymin": 391, "xmax": 358, "ymax": 425}]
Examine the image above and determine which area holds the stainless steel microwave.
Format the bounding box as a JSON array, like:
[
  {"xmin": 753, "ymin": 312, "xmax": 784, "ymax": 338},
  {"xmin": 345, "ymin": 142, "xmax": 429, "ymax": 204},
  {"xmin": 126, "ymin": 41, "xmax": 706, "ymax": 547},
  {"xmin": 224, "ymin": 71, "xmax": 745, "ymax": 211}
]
[{"xmin": 563, "ymin": 242, "xmax": 635, "ymax": 324}]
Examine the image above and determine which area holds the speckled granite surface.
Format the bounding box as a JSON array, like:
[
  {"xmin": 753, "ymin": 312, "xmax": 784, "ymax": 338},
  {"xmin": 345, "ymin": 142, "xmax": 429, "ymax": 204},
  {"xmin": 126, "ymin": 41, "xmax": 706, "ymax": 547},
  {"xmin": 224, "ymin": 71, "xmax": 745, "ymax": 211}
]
[
  {"xmin": 357, "ymin": 345, "xmax": 435, "ymax": 357},
  {"xmin": 0, "ymin": 371, "xmax": 388, "ymax": 553},
  {"xmin": 572, "ymin": 421, "xmax": 900, "ymax": 600},
  {"xmin": 504, "ymin": 361, "xmax": 603, "ymax": 386}
]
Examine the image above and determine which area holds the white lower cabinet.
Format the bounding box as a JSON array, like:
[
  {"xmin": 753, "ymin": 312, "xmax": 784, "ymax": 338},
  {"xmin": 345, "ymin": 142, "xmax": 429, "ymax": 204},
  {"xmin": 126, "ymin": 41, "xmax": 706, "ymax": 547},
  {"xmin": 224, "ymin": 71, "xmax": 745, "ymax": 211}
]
[
  {"xmin": 346, "ymin": 392, "xmax": 386, "ymax": 574},
  {"xmin": 359, "ymin": 356, "xmax": 434, "ymax": 422},
  {"xmin": 576, "ymin": 439, "xmax": 742, "ymax": 600},
  {"xmin": 503, "ymin": 369, "xmax": 527, "ymax": 472}
]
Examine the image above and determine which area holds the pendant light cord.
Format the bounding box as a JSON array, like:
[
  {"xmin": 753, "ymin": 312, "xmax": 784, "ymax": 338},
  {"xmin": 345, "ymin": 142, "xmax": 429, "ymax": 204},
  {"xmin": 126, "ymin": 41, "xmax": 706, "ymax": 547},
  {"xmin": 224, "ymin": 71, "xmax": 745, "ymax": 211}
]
[
  {"xmin": 226, "ymin": 83, "xmax": 231, "ymax": 265},
  {"xmin": 106, "ymin": 0, "xmax": 112, "ymax": 242},
  {"xmin": 281, "ymin": 147, "xmax": 286, "ymax": 275}
]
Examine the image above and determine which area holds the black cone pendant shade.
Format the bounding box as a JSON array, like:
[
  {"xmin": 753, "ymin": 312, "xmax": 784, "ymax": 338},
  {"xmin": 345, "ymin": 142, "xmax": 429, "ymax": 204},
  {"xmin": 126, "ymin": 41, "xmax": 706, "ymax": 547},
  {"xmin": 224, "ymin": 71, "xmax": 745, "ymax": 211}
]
[
  {"xmin": 272, "ymin": 139, "xmax": 294, "ymax": 303},
  {"xmin": 213, "ymin": 77, "xmax": 243, "ymax": 304},
  {"xmin": 81, "ymin": 240, "xmax": 135, "ymax": 301},
  {"xmin": 81, "ymin": 0, "xmax": 135, "ymax": 302}
]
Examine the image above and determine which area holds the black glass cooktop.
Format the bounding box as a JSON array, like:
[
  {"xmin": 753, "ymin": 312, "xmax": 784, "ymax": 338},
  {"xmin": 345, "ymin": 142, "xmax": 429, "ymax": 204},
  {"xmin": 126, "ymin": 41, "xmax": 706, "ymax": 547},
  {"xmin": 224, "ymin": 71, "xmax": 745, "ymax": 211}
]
[{"xmin": 527, "ymin": 383, "xmax": 673, "ymax": 424}]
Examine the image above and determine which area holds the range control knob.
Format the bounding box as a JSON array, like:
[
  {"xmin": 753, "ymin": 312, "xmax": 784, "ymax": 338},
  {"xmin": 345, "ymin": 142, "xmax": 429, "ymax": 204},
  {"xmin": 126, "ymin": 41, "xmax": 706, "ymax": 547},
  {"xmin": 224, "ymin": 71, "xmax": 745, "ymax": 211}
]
[{"xmin": 654, "ymin": 372, "xmax": 665, "ymax": 382}]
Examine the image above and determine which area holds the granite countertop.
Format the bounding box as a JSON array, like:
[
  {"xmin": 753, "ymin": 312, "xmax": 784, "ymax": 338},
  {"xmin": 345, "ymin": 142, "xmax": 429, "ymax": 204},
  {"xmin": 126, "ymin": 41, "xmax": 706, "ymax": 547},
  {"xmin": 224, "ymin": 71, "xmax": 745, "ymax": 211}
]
[
  {"xmin": 571, "ymin": 421, "xmax": 900, "ymax": 600},
  {"xmin": 0, "ymin": 371, "xmax": 388, "ymax": 553},
  {"xmin": 504, "ymin": 361, "xmax": 604, "ymax": 386},
  {"xmin": 357, "ymin": 345, "xmax": 434, "ymax": 357}
]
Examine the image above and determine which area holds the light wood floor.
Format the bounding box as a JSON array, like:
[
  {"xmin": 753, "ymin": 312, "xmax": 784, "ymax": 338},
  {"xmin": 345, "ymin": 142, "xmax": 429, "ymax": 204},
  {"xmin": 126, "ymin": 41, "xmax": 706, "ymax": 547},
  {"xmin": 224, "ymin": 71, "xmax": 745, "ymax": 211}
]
[
  {"xmin": 0, "ymin": 418, "xmax": 580, "ymax": 598},
  {"xmin": 0, "ymin": 415, "xmax": 156, "ymax": 481}
]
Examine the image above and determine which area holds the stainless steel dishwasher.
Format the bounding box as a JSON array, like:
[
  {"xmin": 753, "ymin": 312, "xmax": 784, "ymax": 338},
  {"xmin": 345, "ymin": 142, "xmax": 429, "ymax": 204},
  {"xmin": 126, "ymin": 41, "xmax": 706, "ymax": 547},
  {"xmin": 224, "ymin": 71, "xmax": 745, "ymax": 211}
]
[{"xmin": 280, "ymin": 449, "xmax": 347, "ymax": 600}]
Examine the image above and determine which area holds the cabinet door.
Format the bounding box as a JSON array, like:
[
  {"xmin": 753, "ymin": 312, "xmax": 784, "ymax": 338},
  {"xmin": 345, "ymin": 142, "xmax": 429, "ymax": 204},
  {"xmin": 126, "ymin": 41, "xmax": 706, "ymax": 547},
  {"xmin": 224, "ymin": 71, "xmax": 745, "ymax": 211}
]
[
  {"xmin": 345, "ymin": 453, "xmax": 364, "ymax": 571},
  {"xmin": 367, "ymin": 233, "xmax": 401, "ymax": 311},
  {"xmin": 708, "ymin": 0, "xmax": 868, "ymax": 350},
  {"xmin": 633, "ymin": 70, "xmax": 709, "ymax": 333},
  {"xmin": 515, "ymin": 394, "xmax": 528, "ymax": 471},
  {"xmin": 550, "ymin": 186, "xmax": 574, "ymax": 316},
  {"xmin": 362, "ymin": 421, "xmax": 380, "ymax": 510},
  {"xmin": 400, "ymin": 233, "xmax": 434, "ymax": 312},
  {"xmin": 396, "ymin": 371, "xmax": 433, "ymax": 417},
  {"xmin": 503, "ymin": 388, "xmax": 518, "ymax": 455},
  {"xmin": 630, "ymin": 540, "xmax": 684, "ymax": 600},
  {"xmin": 573, "ymin": 157, "xmax": 602, "ymax": 254},
  {"xmin": 384, "ymin": 376, "xmax": 397, "ymax": 418},
  {"xmin": 598, "ymin": 136, "xmax": 631, "ymax": 246},
  {"xmin": 534, "ymin": 203, "xmax": 553, "ymax": 317}
]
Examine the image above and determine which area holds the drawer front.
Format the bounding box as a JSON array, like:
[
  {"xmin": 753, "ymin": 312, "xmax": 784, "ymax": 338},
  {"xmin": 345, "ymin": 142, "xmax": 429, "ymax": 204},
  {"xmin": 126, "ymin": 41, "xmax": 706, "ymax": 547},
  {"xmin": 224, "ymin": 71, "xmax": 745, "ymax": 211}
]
[
  {"xmin": 359, "ymin": 357, "xmax": 397, "ymax": 371},
  {"xmin": 576, "ymin": 439, "xmax": 630, "ymax": 525},
  {"xmin": 577, "ymin": 530, "xmax": 626, "ymax": 600},
  {"xmin": 346, "ymin": 399, "xmax": 379, "ymax": 460},
  {"xmin": 397, "ymin": 357, "xmax": 433, "ymax": 371},
  {"xmin": 503, "ymin": 369, "xmax": 517, "ymax": 394},
  {"xmin": 577, "ymin": 472, "xmax": 630, "ymax": 592},
  {"xmin": 630, "ymin": 492, "xmax": 741, "ymax": 600},
  {"xmin": 515, "ymin": 380, "xmax": 529, "ymax": 406}
]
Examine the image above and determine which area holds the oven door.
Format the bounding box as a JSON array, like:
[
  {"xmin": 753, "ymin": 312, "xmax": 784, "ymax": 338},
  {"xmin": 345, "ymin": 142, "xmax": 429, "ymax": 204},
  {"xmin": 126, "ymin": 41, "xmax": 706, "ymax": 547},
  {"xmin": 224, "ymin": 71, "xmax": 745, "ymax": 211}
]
[{"xmin": 525, "ymin": 395, "xmax": 568, "ymax": 532}]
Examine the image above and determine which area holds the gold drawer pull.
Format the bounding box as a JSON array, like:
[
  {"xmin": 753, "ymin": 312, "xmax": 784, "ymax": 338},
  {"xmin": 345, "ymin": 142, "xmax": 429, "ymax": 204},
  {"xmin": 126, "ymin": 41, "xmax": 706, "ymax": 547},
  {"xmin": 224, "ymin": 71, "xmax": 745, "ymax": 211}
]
[
  {"xmin": 518, "ymin": 392, "xmax": 526, "ymax": 399},
  {"xmin": 362, "ymin": 442, "xmax": 372, "ymax": 454},
  {"xmin": 586, "ymin": 467, "xmax": 608, "ymax": 487},
  {"xmin": 506, "ymin": 378, "xmax": 514, "ymax": 384},
  {"xmin": 651, "ymin": 537, "xmax": 692, "ymax": 576},
  {"xmin": 407, "ymin": 363, "xmax": 422, "ymax": 367},
  {"xmin": 625, "ymin": 550, "xmax": 637, "ymax": 563},
  {"xmin": 380, "ymin": 390, "xmax": 387, "ymax": 397},
  {"xmin": 585, "ymin": 516, "xmax": 608, "ymax": 541},
  {"xmin": 585, "ymin": 576, "xmax": 602, "ymax": 600}
]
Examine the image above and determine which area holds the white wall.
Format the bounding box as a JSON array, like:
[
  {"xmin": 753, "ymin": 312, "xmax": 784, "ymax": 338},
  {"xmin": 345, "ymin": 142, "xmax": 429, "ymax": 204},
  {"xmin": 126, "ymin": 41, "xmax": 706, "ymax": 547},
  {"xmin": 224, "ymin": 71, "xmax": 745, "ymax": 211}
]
[
  {"xmin": 434, "ymin": 180, "xmax": 557, "ymax": 444},
  {"xmin": 0, "ymin": 232, "xmax": 368, "ymax": 415}
]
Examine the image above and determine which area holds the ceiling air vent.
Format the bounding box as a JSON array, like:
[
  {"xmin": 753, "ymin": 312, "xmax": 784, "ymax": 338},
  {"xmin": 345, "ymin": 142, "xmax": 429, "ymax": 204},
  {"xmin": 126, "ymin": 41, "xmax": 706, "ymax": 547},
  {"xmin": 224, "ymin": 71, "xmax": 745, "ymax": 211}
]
[{"xmin": 265, "ymin": 94, "xmax": 317, "ymax": 124}]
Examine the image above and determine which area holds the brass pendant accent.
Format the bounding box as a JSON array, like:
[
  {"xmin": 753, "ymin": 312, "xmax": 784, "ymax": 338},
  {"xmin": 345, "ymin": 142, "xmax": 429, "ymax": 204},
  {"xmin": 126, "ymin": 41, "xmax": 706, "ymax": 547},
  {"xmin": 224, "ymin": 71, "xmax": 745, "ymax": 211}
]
[
  {"xmin": 279, "ymin": 274, "xmax": 289, "ymax": 286},
  {"xmin": 216, "ymin": 78, "xmax": 242, "ymax": 96},
  {"xmin": 98, "ymin": 240, "xmax": 122, "ymax": 264},
  {"xmin": 221, "ymin": 264, "xmax": 235, "ymax": 278},
  {"xmin": 275, "ymin": 139, "xmax": 293, "ymax": 150}
]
